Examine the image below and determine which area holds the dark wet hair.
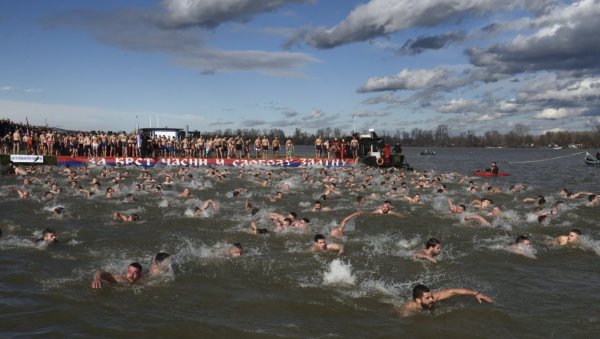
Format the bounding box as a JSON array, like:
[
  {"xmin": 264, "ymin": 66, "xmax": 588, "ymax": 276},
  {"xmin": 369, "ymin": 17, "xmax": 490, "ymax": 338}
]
[
  {"xmin": 515, "ymin": 235, "xmax": 530, "ymax": 244},
  {"xmin": 570, "ymin": 229, "xmax": 582, "ymax": 235},
  {"xmin": 302, "ymin": 218, "xmax": 310, "ymax": 223},
  {"xmin": 289, "ymin": 212, "xmax": 297, "ymax": 219},
  {"xmin": 233, "ymin": 242, "xmax": 243, "ymax": 250},
  {"xmin": 459, "ymin": 204, "xmax": 467, "ymax": 211},
  {"xmin": 129, "ymin": 262, "xmax": 142, "ymax": 271},
  {"xmin": 413, "ymin": 284, "xmax": 431, "ymax": 300},
  {"xmin": 588, "ymin": 194, "xmax": 597, "ymax": 202},
  {"xmin": 537, "ymin": 215, "xmax": 547, "ymax": 223},
  {"xmin": 54, "ymin": 207, "xmax": 64, "ymax": 215},
  {"xmin": 283, "ymin": 217, "xmax": 293, "ymax": 224},
  {"xmin": 425, "ymin": 238, "xmax": 441, "ymax": 249},
  {"xmin": 251, "ymin": 208, "xmax": 260, "ymax": 216},
  {"xmin": 258, "ymin": 228, "xmax": 269, "ymax": 234},
  {"xmin": 233, "ymin": 190, "xmax": 240, "ymax": 197},
  {"xmin": 154, "ymin": 252, "xmax": 170, "ymax": 263},
  {"xmin": 132, "ymin": 214, "xmax": 139, "ymax": 221},
  {"xmin": 314, "ymin": 234, "xmax": 325, "ymax": 242},
  {"xmin": 43, "ymin": 228, "xmax": 56, "ymax": 237}
]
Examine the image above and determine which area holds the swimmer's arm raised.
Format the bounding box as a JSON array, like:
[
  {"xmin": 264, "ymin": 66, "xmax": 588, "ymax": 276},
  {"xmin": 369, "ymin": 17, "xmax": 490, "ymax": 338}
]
[{"xmin": 434, "ymin": 289, "xmax": 494, "ymax": 303}]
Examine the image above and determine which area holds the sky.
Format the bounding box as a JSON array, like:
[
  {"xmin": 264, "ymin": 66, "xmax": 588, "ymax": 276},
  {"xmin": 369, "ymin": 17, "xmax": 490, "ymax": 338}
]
[{"xmin": 1, "ymin": 0, "xmax": 600, "ymax": 136}]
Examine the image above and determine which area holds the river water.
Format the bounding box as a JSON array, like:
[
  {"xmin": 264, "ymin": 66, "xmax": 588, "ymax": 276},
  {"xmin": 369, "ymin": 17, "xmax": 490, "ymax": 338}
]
[{"xmin": 1, "ymin": 147, "xmax": 599, "ymax": 338}]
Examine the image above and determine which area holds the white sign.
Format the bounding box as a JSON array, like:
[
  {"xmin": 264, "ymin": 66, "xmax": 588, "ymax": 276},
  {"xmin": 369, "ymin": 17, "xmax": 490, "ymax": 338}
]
[{"xmin": 10, "ymin": 155, "xmax": 44, "ymax": 163}]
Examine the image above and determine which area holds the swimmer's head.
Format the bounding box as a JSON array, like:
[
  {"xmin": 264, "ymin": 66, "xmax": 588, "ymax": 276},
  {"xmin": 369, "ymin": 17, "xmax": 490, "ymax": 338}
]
[
  {"xmin": 230, "ymin": 243, "xmax": 243, "ymax": 257},
  {"xmin": 251, "ymin": 208, "xmax": 260, "ymax": 216},
  {"xmin": 150, "ymin": 252, "xmax": 171, "ymax": 274},
  {"xmin": 515, "ymin": 235, "xmax": 531, "ymax": 245},
  {"xmin": 126, "ymin": 262, "xmax": 143, "ymax": 282},
  {"xmin": 568, "ymin": 229, "xmax": 581, "ymax": 242},
  {"xmin": 132, "ymin": 214, "xmax": 139, "ymax": 221},
  {"xmin": 42, "ymin": 228, "xmax": 58, "ymax": 243},
  {"xmin": 233, "ymin": 190, "xmax": 240, "ymax": 197},
  {"xmin": 425, "ymin": 238, "xmax": 442, "ymax": 255},
  {"xmin": 314, "ymin": 234, "xmax": 326, "ymax": 250},
  {"xmin": 412, "ymin": 284, "xmax": 435, "ymax": 309}
]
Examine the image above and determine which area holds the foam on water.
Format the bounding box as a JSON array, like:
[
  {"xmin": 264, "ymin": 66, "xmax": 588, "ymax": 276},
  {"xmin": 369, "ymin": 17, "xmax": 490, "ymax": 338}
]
[
  {"xmin": 578, "ymin": 236, "xmax": 600, "ymax": 256},
  {"xmin": 323, "ymin": 258, "xmax": 356, "ymax": 286}
]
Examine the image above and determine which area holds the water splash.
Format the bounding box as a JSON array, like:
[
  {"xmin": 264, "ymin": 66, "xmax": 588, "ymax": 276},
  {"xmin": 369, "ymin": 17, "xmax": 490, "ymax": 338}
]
[{"xmin": 323, "ymin": 259, "xmax": 356, "ymax": 286}]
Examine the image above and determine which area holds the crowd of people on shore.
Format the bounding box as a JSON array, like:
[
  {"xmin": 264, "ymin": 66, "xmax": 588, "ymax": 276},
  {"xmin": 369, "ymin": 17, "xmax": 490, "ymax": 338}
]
[
  {"xmin": 1, "ymin": 119, "xmax": 365, "ymax": 160},
  {"xmin": 2, "ymin": 153, "xmax": 598, "ymax": 317}
]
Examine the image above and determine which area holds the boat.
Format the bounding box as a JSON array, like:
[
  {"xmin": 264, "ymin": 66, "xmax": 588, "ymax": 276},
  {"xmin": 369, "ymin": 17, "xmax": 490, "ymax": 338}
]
[
  {"xmin": 419, "ymin": 150, "xmax": 436, "ymax": 156},
  {"xmin": 584, "ymin": 152, "xmax": 600, "ymax": 166},
  {"xmin": 357, "ymin": 129, "xmax": 412, "ymax": 170},
  {"xmin": 473, "ymin": 170, "xmax": 510, "ymax": 177}
]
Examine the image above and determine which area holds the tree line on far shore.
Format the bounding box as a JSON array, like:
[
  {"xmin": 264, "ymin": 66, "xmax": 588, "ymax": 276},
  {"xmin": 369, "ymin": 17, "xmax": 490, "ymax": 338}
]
[{"xmin": 200, "ymin": 123, "xmax": 600, "ymax": 148}]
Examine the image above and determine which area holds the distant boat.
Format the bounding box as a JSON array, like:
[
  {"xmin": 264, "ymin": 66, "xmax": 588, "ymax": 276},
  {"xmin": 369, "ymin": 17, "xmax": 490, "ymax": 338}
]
[
  {"xmin": 584, "ymin": 152, "xmax": 600, "ymax": 166},
  {"xmin": 473, "ymin": 170, "xmax": 510, "ymax": 177},
  {"xmin": 419, "ymin": 150, "xmax": 436, "ymax": 156}
]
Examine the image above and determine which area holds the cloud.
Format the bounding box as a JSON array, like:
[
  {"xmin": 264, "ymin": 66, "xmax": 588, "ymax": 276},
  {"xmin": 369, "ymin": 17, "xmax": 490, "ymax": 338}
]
[
  {"xmin": 46, "ymin": 4, "xmax": 319, "ymax": 77},
  {"xmin": 361, "ymin": 93, "xmax": 410, "ymax": 105},
  {"xmin": 437, "ymin": 98, "xmax": 478, "ymax": 113},
  {"xmin": 467, "ymin": 0, "xmax": 600, "ymax": 77},
  {"xmin": 242, "ymin": 119, "xmax": 266, "ymax": 126},
  {"xmin": 352, "ymin": 111, "xmax": 390, "ymax": 118},
  {"xmin": 399, "ymin": 31, "xmax": 465, "ymax": 55},
  {"xmin": 534, "ymin": 107, "xmax": 582, "ymax": 119},
  {"xmin": 281, "ymin": 111, "xmax": 299, "ymax": 117},
  {"xmin": 160, "ymin": 0, "xmax": 310, "ymax": 29},
  {"xmin": 1, "ymin": 86, "xmax": 15, "ymax": 91},
  {"xmin": 300, "ymin": 0, "xmax": 517, "ymax": 49},
  {"xmin": 357, "ymin": 68, "xmax": 450, "ymax": 93},
  {"xmin": 208, "ymin": 121, "xmax": 234, "ymax": 126}
]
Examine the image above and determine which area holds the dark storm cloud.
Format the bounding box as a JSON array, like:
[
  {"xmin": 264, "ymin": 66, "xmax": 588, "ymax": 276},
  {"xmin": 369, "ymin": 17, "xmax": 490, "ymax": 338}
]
[{"xmin": 399, "ymin": 31, "xmax": 465, "ymax": 55}]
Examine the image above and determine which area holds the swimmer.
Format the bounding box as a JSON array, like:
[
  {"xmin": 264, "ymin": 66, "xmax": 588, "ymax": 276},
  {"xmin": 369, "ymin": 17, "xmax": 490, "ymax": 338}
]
[
  {"xmin": 464, "ymin": 205, "xmax": 503, "ymax": 226},
  {"xmin": 330, "ymin": 211, "xmax": 364, "ymax": 238},
  {"xmin": 396, "ymin": 284, "xmax": 494, "ymax": 317},
  {"xmin": 372, "ymin": 200, "xmax": 405, "ymax": 217},
  {"xmin": 149, "ymin": 252, "xmax": 171, "ymax": 275},
  {"xmin": 413, "ymin": 238, "xmax": 442, "ymax": 263},
  {"xmin": 310, "ymin": 234, "xmax": 344, "ymax": 255},
  {"xmin": 91, "ymin": 262, "xmax": 143, "ymax": 289},
  {"xmin": 397, "ymin": 193, "xmax": 421, "ymax": 204},
  {"xmin": 178, "ymin": 187, "xmax": 192, "ymax": 198},
  {"xmin": 13, "ymin": 187, "xmax": 30, "ymax": 199},
  {"xmin": 547, "ymin": 229, "xmax": 581, "ymax": 246},
  {"xmin": 193, "ymin": 199, "xmax": 220, "ymax": 215},
  {"xmin": 270, "ymin": 191, "xmax": 284, "ymax": 202},
  {"xmin": 250, "ymin": 220, "xmax": 270, "ymax": 235},
  {"xmin": 52, "ymin": 207, "xmax": 65, "ymax": 217},
  {"xmin": 232, "ymin": 188, "xmax": 248, "ymax": 198},
  {"xmin": 559, "ymin": 188, "xmax": 593, "ymax": 200},
  {"xmin": 228, "ymin": 243, "xmax": 243, "ymax": 257},
  {"xmin": 36, "ymin": 228, "xmax": 58, "ymax": 245},
  {"xmin": 471, "ymin": 198, "xmax": 492, "ymax": 210},
  {"xmin": 508, "ymin": 235, "xmax": 537, "ymax": 259},
  {"xmin": 312, "ymin": 200, "xmax": 333, "ymax": 212},
  {"xmin": 447, "ymin": 198, "xmax": 466, "ymax": 214},
  {"xmin": 586, "ymin": 194, "xmax": 599, "ymax": 206},
  {"xmin": 113, "ymin": 212, "xmax": 139, "ymax": 223}
]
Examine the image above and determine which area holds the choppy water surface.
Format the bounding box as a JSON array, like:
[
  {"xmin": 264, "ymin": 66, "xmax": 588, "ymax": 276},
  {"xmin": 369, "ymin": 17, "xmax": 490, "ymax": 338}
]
[{"xmin": 1, "ymin": 148, "xmax": 600, "ymax": 338}]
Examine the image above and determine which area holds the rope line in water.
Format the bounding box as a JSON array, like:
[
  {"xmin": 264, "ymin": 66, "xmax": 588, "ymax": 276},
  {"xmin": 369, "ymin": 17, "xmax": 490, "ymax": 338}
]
[{"xmin": 507, "ymin": 151, "xmax": 586, "ymax": 164}]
